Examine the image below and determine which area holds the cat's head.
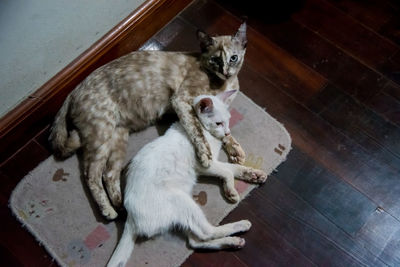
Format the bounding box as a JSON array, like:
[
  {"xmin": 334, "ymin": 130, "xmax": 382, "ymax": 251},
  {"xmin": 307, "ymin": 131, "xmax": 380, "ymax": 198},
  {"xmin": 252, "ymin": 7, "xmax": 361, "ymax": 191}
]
[
  {"xmin": 197, "ymin": 22, "xmax": 247, "ymax": 81},
  {"xmin": 193, "ymin": 90, "xmax": 237, "ymax": 139}
]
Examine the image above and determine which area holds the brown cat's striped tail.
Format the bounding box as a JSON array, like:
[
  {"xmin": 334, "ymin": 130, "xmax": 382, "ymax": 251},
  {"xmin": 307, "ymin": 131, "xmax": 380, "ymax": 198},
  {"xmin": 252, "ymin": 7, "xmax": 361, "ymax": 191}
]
[{"xmin": 49, "ymin": 95, "xmax": 81, "ymax": 158}]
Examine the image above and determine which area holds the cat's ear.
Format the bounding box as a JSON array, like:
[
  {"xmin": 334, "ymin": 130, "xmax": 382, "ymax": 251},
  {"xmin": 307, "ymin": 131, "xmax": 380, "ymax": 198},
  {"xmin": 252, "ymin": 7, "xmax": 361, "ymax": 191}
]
[
  {"xmin": 197, "ymin": 30, "xmax": 214, "ymax": 52},
  {"xmin": 197, "ymin": 97, "xmax": 214, "ymax": 114},
  {"xmin": 233, "ymin": 22, "xmax": 247, "ymax": 48},
  {"xmin": 217, "ymin": 90, "xmax": 238, "ymax": 106}
]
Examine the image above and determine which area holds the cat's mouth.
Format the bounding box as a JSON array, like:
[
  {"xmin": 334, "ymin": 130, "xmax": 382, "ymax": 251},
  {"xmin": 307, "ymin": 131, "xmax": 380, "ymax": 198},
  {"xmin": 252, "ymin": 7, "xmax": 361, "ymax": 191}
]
[{"xmin": 216, "ymin": 72, "xmax": 231, "ymax": 80}]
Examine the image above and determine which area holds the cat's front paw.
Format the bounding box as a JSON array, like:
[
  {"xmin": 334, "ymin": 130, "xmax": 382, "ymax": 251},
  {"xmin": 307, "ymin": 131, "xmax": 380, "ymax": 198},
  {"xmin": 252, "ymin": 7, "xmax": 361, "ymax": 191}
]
[
  {"xmin": 229, "ymin": 150, "xmax": 246, "ymax": 165},
  {"xmin": 223, "ymin": 135, "xmax": 246, "ymax": 165},
  {"xmin": 199, "ymin": 153, "xmax": 211, "ymax": 168},
  {"xmin": 242, "ymin": 169, "xmax": 268, "ymax": 183},
  {"xmin": 197, "ymin": 146, "xmax": 212, "ymax": 168}
]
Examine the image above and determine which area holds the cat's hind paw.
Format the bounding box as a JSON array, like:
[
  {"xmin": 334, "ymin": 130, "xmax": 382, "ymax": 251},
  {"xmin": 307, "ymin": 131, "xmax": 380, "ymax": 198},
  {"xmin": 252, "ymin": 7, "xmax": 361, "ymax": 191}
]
[
  {"xmin": 225, "ymin": 189, "xmax": 240, "ymax": 203},
  {"xmin": 242, "ymin": 169, "xmax": 268, "ymax": 183},
  {"xmin": 230, "ymin": 237, "xmax": 246, "ymax": 249},
  {"xmin": 102, "ymin": 207, "xmax": 118, "ymax": 220},
  {"xmin": 233, "ymin": 220, "xmax": 252, "ymax": 233}
]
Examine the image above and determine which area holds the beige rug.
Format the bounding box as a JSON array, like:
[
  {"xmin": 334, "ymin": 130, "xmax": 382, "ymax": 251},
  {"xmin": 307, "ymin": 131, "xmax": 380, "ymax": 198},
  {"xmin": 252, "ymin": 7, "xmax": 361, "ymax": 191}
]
[{"xmin": 10, "ymin": 92, "xmax": 291, "ymax": 267}]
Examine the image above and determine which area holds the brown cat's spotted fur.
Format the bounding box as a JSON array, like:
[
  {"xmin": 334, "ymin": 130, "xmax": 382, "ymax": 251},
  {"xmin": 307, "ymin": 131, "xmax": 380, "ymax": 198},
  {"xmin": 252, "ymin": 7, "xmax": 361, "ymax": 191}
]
[{"xmin": 49, "ymin": 23, "xmax": 248, "ymax": 220}]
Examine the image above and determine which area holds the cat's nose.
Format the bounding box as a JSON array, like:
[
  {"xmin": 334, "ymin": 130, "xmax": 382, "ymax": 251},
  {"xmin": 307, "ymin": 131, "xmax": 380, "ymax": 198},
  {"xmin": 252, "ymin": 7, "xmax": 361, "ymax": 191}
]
[{"xmin": 225, "ymin": 131, "xmax": 231, "ymax": 136}]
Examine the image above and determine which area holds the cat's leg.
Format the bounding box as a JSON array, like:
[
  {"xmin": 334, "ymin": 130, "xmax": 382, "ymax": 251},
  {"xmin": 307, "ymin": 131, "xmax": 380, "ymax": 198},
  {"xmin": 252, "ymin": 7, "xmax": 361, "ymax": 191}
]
[
  {"xmin": 188, "ymin": 234, "xmax": 245, "ymax": 250},
  {"xmin": 83, "ymin": 143, "xmax": 118, "ymax": 220},
  {"xmin": 222, "ymin": 162, "xmax": 268, "ymax": 183},
  {"xmin": 222, "ymin": 135, "xmax": 246, "ymax": 165},
  {"xmin": 81, "ymin": 118, "xmax": 119, "ymax": 219},
  {"xmin": 171, "ymin": 94, "xmax": 212, "ymax": 167},
  {"xmin": 103, "ymin": 127, "xmax": 129, "ymax": 209},
  {"xmin": 198, "ymin": 162, "xmax": 240, "ymax": 203},
  {"xmin": 174, "ymin": 191, "xmax": 251, "ymax": 249}
]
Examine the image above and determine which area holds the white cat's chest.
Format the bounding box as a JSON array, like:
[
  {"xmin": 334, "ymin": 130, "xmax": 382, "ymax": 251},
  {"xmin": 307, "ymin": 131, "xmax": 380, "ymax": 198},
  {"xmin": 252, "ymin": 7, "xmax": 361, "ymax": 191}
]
[{"xmin": 204, "ymin": 130, "xmax": 223, "ymax": 158}]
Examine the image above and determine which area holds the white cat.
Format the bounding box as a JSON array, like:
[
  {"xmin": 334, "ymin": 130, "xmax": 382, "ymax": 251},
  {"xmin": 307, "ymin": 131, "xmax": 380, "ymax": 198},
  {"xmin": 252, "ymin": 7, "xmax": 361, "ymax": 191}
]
[{"xmin": 107, "ymin": 91, "xmax": 267, "ymax": 267}]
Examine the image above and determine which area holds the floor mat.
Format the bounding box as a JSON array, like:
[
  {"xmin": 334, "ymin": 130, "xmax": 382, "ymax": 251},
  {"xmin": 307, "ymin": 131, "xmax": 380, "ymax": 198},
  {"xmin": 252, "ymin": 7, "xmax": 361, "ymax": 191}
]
[{"xmin": 10, "ymin": 92, "xmax": 291, "ymax": 267}]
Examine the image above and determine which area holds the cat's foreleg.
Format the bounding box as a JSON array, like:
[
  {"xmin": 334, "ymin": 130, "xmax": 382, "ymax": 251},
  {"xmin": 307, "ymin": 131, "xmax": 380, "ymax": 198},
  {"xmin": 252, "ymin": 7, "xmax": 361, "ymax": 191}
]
[
  {"xmin": 171, "ymin": 95, "xmax": 212, "ymax": 167},
  {"xmin": 222, "ymin": 162, "xmax": 268, "ymax": 184},
  {"xmin": 103, "ymin": 127, "xmax": 129, "ymax": 209},
  {"xmin": 198, "ymin": 162, "xmax": 240, "ymax": 203},
  {"xmin": 222, "ymin": 135, "xmax": 246, "ymax": 165}
]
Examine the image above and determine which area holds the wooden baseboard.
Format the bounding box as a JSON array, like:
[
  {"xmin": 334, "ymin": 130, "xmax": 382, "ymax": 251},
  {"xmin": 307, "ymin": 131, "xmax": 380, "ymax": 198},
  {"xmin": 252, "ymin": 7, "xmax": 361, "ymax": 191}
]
[{"xmin": 0, "ymin": 0, "xmax": 193, "ymax": 164}]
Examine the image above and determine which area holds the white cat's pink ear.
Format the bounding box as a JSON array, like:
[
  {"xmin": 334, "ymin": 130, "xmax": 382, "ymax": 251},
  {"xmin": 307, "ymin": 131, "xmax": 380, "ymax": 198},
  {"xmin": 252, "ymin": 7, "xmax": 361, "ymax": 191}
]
[
  {"xmin": 217, "ymin": 90, "xmax": 238, "ymax": 106},
  {"xmin": 197, "ymin": 97, "xmax": 214, "ymax": 113},
  {"xmin": 234, "ymin": 22, "xmax": 247, "ymax": 48}
]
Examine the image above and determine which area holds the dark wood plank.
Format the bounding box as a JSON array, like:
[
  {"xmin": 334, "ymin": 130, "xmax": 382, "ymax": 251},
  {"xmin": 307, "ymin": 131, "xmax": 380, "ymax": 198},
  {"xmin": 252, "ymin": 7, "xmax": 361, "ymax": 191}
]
[
  {"xmin": 233, "ymin": 187, "xmax": 375, "ymax": 266},
  {"xmin": 0, "ymin": 243, "xmax": 22, "ymax": 267},
  {"xmin": 238, "ymin": 65, "xmax": 400, "ymax": 223},
  {"xmin": 153, "ymin": 17, "xmax": 199, "ymax": 52},
  {"xmin": 292, "ymin": 0, "xmax": 398, "ymax": 70},
  {"xmin": 182, "ymin": 251, "xmax": 247, "ymax": 267},
  {"xmin": 258, "ymin": 175, "xmax": 388, "ymax": 266},
  {"xmin": 384, "ymin": 80, "xmax": 400, "ymax": 102},
  {"xmin": 366, "ymin": 90, "xmax": 400, "ymax": 127},
  {"xmin": 380, "ymin": 14, "xmax": 400, "ymax": 46},
  {"xmin": 231, "ymin": 213, "xmax": 316, "ymax": 267},
  {"xmin": 239, "ymin": 65, "xmax": 362, "ymax": 180},
  {"xmin": 276, "ymin": 148, "xmax": 377, "ymax": 236},
  {"xmin": 0, "ymin": 140, "xmax": 51, "ymax": 182},
  {"xmin": 379, "ymin": 50, "xmax": 400, "ymax": 86},
  {"xmin": 0, "ymin": 171, "xmax": 16, "ymax": 206},
  {"xmin": 326, "ymin": 0, "xmax": 395, "ymax": 31},
  {"xmin": 34, "ymin": 125, "xmax": 53, "ymax": 153},
  {"xmin": 181, "ymin": 0, "xmax": 327, "ymax": 104},
  {"xmin": 319, "ymin": 85, "xmax": 400, "ymax": 166},
  {"xmin": 0, "ymin": 205, "xmax": 55, "ymax": 266},
  {"xmin": 0, "ymin": 108, "xmax": 50, "ymax": 165},
  {"xmin": 218, "ymin": 3, "xmax": 388, "ymax": 104},
  {"xmin": 379, "ymin": 228, "xmax": 400, "ymax": 265},
  {"xmin": 355, "ymin": 209, "xmax": 400, "ymax": 266}
]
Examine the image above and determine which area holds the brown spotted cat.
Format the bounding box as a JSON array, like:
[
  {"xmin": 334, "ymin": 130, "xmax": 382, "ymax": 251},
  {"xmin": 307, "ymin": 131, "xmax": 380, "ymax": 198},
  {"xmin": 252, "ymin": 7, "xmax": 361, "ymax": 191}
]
[{"xmin": 49, "ymin": 22, "xmax": 248, "ymax": 220}]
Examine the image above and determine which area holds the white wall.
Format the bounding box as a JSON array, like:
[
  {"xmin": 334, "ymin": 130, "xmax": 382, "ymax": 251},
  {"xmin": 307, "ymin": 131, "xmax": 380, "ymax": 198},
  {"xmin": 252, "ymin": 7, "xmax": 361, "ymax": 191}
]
[{"xmin": 0, "ymin": 0, "xmax": 145, "ymax": 117}]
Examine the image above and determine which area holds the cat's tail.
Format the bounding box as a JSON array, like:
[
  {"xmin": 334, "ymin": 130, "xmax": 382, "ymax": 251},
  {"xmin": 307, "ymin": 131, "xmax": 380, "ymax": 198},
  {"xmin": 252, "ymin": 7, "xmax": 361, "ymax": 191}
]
[
  {"xmin": 49, "ymin": 95, "xmax": 81, "ymax": 158},
  {"xmin": 107, "ymin": 218, "xmax": 137, "ymax": 267}
]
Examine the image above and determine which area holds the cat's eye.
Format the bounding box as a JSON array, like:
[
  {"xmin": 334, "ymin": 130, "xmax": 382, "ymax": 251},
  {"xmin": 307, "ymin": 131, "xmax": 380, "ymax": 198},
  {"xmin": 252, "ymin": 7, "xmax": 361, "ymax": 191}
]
[
  {"xmin": 216, "ymin": 122, "xmax": 224, "ymax": 126},
  {"xmin": 230, "ymin": 55, "xmax": 238, "ymax": 63}
]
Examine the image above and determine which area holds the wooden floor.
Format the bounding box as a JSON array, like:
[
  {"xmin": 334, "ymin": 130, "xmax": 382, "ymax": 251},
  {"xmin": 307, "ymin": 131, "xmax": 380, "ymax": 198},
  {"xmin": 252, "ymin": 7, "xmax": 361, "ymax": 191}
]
[{"xmin": 2, "ymin": 0, "xmax": 400, "ymax": 266}]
